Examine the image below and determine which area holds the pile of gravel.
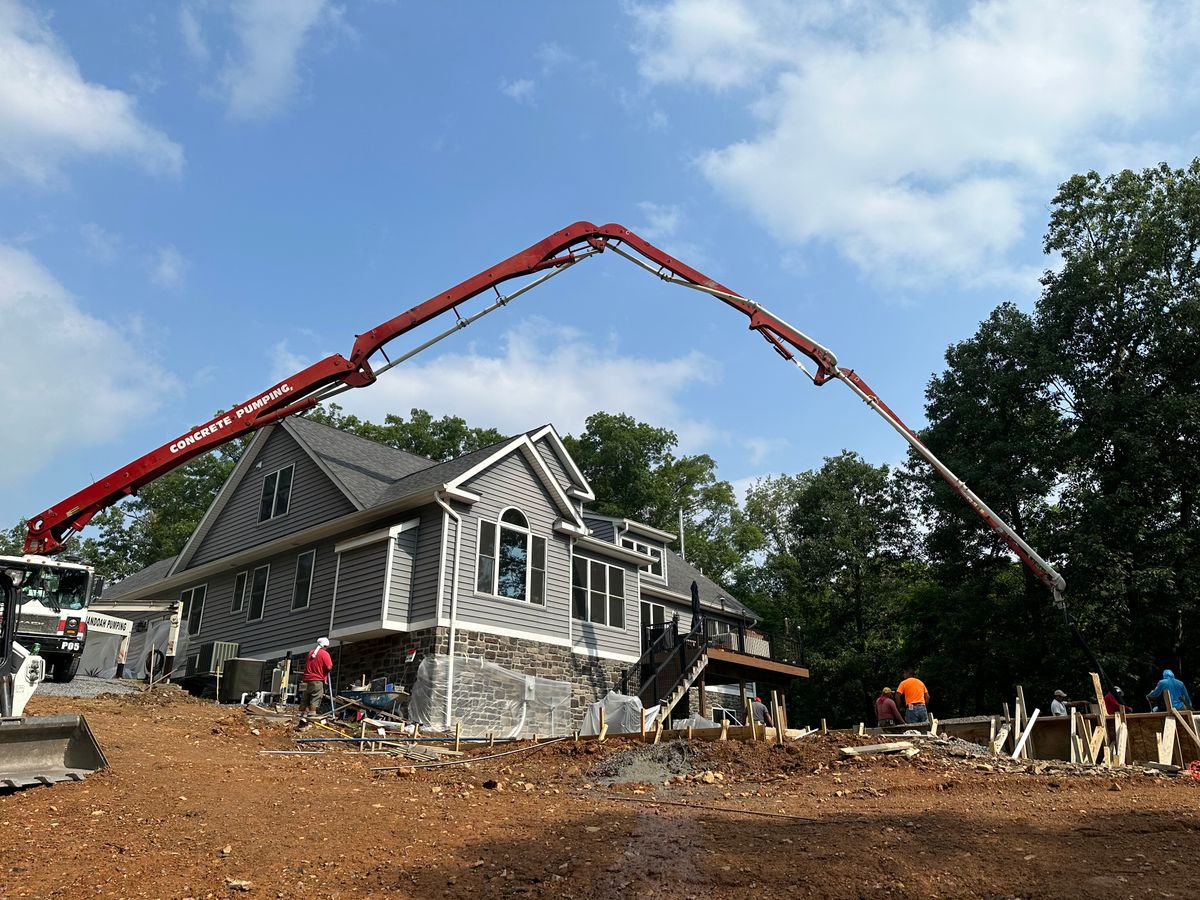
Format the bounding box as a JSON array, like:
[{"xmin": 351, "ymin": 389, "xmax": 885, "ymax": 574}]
[
  {"xmin": 34, "ymin": 675, "xmax": 144, "ymax": 698},
  {"xmin": 594, "ymin": 740, "xmax": 697, "ymax": 784}
]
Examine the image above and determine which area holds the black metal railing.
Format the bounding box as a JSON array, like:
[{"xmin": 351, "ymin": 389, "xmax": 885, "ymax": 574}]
[
  {"xmin": 703, "ymin": 627, "xmax": 806, "ymax": 666},
  {"xmin": 637, "ymin": 619, "xmax": 705, "ymax": 709}
]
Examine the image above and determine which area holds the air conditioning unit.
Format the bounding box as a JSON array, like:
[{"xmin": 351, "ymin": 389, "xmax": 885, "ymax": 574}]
[{"xmin": 189, "ymin": 640, "xmax": 240, "ymax": 675}]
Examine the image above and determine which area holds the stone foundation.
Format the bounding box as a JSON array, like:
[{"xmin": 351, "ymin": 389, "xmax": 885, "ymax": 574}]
[{"xmin": 334, "ymin": 627, "xmax": 633, "ymax": 721}]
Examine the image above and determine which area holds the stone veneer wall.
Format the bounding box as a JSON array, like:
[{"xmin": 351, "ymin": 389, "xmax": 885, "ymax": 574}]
[{"xmin": 335, "ymin": 627, "xmax": 635, "ymax": 719}]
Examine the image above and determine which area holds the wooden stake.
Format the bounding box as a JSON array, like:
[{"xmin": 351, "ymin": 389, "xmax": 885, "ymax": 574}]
[
  {"xmin": 1016, "ymin": 686, "xmax": 1036, "ymax": 759},
  {"xmin": 454, "ymin": 721, "xmax": 462, "ymax": 753},
  {"xmin": 719, "ymin": 720, "xmax": 728, "ymax": 741},
  {"xmin": 640, "ymin": 708, "xmax": 647, "ymax": 741},
  {"xmin": 1158, "ymin": 718, "xmax": 1178, "ymax": 766},
  {"xmin": 820, "ymin": 718, "xmax": 827, "ymax": 735},
  {"xmin": 930, "ymin": 717, "xmax": 939, "ymax": 737},
  {"xmin": 1115, "ymin": 721, "xmax": 1129, "ymax": 765},
  {"xmin": 857, "ymin": 722, "xmax": 865, "ymax": 736},
  {"xmin": 599, "ymin": 704, "xmax": 606, "ymax": 740},
  {"xmin": 1068, "ymin": 711, "xmax": 1077, "ymax": 763},
  {"xmin": 489, "ymin": 732, "xmax": 495, "ymax": 748},
  {"xmin": 573, "ymin": 730, "xmax": 579, "ymax": 745}
]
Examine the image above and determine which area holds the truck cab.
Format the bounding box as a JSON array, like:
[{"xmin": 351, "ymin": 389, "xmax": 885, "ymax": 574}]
[{"xmin": 0, "ymin": 555, "xmax": 96, "ymax": 683}]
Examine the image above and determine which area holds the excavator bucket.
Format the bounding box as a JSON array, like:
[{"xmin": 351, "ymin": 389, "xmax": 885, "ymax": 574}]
[{"xmin": 0, "ymin": 715, "xmax": 107, "ymax": 789}]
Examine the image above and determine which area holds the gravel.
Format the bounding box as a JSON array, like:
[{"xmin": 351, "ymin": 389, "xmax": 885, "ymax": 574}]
[{"xmin": 34, "ymin": 675, "xmax": 145, "ymax": 698}]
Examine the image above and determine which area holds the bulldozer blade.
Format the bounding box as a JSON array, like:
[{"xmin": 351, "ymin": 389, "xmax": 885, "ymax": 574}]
[{"xmin": 0, "ymin": 715, "xmax": 108, "ymax": 789}]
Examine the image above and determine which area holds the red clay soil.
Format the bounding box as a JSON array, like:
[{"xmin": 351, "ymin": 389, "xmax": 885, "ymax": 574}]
[{"xmin": 3, "ymin": 691, "xmax": 1199, "ymax": 898}]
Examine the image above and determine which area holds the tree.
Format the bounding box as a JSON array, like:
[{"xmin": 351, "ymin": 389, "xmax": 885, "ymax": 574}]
[
  {"xmin": 304, "ymin": 404, "xmax": 505, "ymax": 461},
  {"xmin": 1036, "ymin": 160, "xmax": 1200, "ymax": 683},
  {"xmin": 742, "ymin": 452, "xmax": 913, "ymax": 724}
]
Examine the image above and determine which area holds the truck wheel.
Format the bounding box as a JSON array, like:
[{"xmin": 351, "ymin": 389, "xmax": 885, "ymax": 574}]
[{"xmin": 50, "ymin": 655, "xmax": 81, "ymax": 684}]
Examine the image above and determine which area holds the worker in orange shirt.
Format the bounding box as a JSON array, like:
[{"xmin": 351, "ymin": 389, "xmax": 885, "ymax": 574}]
[{"xmin": 896, "ymin": 670, "xmax": 930, "ymax": 724}]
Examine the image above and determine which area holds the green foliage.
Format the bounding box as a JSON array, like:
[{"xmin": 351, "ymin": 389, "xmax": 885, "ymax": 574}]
[
  {"xmin": 304, "ymin": 404, "xmax": 505, "ymax": 462},
  {"xmin": 740, "ymin": 453, "xmax": 913, "ymax": 724}
]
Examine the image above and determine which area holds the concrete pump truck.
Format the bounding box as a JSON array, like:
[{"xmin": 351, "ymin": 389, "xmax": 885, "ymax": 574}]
[{"xmin": 5, "ymin": 221, "xmax": 1071, "ymax": 787}]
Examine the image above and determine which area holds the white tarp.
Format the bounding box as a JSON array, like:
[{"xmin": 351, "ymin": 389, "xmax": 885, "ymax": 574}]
[
  {"xmin": 580, "ymin": 691, "xmax": 661, "ymax": 736},
  {"xmin": 78, "ymin": 612, "xmax": 133, "ymax": 679},
  {"xmin": 408, "ymin": 654, "xmax": 573, "ymax": 739},
  {"xmin": 671, "ymin": 712, "xmax": 719, "ymax": 731}
]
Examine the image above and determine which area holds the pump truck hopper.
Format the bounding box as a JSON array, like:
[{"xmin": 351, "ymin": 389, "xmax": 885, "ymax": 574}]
[{"xmin": 0, "ymin": 561, "xmax": 107, "ymax": 788}]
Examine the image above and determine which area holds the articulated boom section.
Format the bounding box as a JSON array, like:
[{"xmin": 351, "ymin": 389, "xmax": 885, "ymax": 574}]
[{"xmin": 23, "ymin": 221, "xmax": 1067, "ymax": 603}]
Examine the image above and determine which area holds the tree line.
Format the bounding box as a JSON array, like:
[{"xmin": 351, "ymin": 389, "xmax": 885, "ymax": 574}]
[{"xmin": 5, "ymin": 160, "xmax": 1197, "ymax": 726}]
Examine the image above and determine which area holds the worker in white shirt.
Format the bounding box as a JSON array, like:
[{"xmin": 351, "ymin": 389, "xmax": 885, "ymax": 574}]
[{"xmin": 1050, "ymin": 689, "xmax": 1069, "ymax": 716}]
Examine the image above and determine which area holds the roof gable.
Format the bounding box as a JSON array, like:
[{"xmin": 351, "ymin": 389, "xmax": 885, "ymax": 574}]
[
  {"xmin": 527, "ymin": 424, "xmax": 594, "ymax": 500},
  {"xmin": 171, "ymin": 425, "xmax": 357, "ymax": 572},
  {"xmin": 446, "ymin": 435, "xmax": 583, "ymax": 524}
]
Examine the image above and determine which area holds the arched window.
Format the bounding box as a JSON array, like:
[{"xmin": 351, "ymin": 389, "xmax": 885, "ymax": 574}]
[{"xmin": 476, "ymin": 507, "xmax": 546, "ymax": 605}]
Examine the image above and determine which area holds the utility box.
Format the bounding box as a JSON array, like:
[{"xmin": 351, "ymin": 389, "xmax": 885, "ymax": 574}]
[
  {"xmin": 188, "ymin": 641, "xmax": 239, "ymax": 676},
  {"xmin": 219, "ymin": 658, "xmax": 265, "ymax": 703}
]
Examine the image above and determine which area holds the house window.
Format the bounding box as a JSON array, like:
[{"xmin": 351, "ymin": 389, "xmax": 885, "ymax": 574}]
[
  {"xmin": 182, "ymin": 585, "xmax": 207, "ymax": 636},
  {"xmin": 258, "ymin": 464, "xmax": 294, "ymax": 522},
  {"xmin": 475, "ymin": 508, "xmax": 546, "ymax": 604},
  {"xmin": 572, "ymin": 557, "xmax": 625, "ymax": 628},
  {"xmin": 621, "ymin": 537, "xmax": 664, "ymax": 578},
  {"xmin": 246, "ymin": 565, "xmax": 270, "ymax": 621},
  {"xmin": 640, "ymin": 600, "xmax": 666, "ymax": 628},
  {"xmin": 230, "ymin": 571, "xmax": 248, "ymax": 613},
  {"xmin": 291, "ymin": 550, "xmax": 316, "ymax": 610}
]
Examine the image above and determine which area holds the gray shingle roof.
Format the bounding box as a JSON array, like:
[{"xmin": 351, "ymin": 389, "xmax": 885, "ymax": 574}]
[
  {"xmin": 287, "ymin": 416, "xmax": 436, "ymax": 507},
  {"xmin": 663, "ymin": 550, "xmax": 759, "ymax": 621},
  {"xmin": 101, "ymin": 555, "xmax": 178, "ymax": 600},
  {"xmin": 371, "ymin": 436, "xmax": 522, "ymax": 506}
]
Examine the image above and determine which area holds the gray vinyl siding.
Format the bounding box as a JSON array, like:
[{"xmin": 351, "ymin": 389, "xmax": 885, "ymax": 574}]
[
  {"xmin": 571, "ymin": 550, "xmax": 641, "ymax": 659},
  {"xmin": 332, "ymin": 542, "xmax": 387, "ymax": 632},
  {"xmin": 534, "ymin": 436, "xmax": 573, "ymax": 494},
  {"xmin": 181, "ymin": 542, "xmax": 338, "ymax": 658},
  {"xmin": 409, "ymin": 504, "xmax": 443, "ymax": 623},
  {"xmin": 387, "ymin": 528, "xmax": 418, "ymax": 621},
  {"xmin": 584, "ymin": 517, "xmax": 616, "ymax": 543},
  {"xmin": 187, "ymin": 429, "xmax": 356, "ymax": 570},
  {"xmin": 452, "ymin": 451, "xmax": 571, "ymax": 640}
]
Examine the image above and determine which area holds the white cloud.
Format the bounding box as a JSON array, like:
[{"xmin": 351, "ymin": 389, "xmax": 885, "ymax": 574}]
[
  {"xmin": 0, "ymin": 0, "xmax": 183, "ymax": 184},
  {"xmin": 149, "ymin": 246, "xmax": 187, "ymax": 288},
  {"xmin": 741, "ymin": 435, "xmax": 788, "ymax": 467},
  {"xmin": 81, "ymin": 223, "xmax": 120, "ymax": 264},
  {"xmin": 631, "ymin": 0, "xmax": 1194, "ymax": 285},
  {"xmin": 278, "ymin": 318, "xmax": 720, "ymax": 441},
  {"xmin": 219, "ymin": 0, "xmax": 330, "ymax": 120},
  {"xmin": 500, "ymin": 78, "xmax": 535, "ymax": 104},
  {"xmin": 180, "ymin": 3, "xmax": 209, "ymax": 62},
  {"xmin": 536, "ymin": 42, "xmax": 573, "ymax": 73},
  {"xmin": 0, "ymin": 243, "xmax": 178, "ymax": 483},
  {"xmin": 636, "ymin": 201, "xmax": 681, "ymax": 242}
]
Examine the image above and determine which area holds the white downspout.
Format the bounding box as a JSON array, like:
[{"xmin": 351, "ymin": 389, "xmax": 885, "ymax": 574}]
[{"xmin": 434, "ymin": 490, "xmax": 462, "ymax": 729}]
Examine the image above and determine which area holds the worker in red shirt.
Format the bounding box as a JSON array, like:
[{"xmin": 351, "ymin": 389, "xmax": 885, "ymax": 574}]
[
  {"xmin": 299, "ymin": 637, "xmax": 333, "ymax": 727},
  {"xmin": 875, "ymin": 687, "xmax": 904, "ymax": 727}
]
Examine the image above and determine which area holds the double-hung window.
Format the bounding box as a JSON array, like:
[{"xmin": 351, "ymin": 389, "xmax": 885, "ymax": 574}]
[
  {"xmin": 182, "ymin": 585, "xmax": 207, "ymax": 636},
  {"xmin": 258, "ymin": 464, "xmax": 294, "ymax": 522},
  {"xmin": 246, "ymin": 565, "xmax": 270, "ymax": 621},
  {"xmin": 620, "ymin": 537, "xmax": 664, "ymax": 579},
  {"xmin": 475, "ymin": 509, "xmax": 546, "ymax": 605},
  {"xmin": 571, "ymin": 558, "xmax": 625, "ymax": 628},
  {"xmin": 291, "ymin": 550, "xmax": 316, "ymax": 610},
  {"xmin": 230, "ymin": 571, "xmax": 248, "ymax": 613}
]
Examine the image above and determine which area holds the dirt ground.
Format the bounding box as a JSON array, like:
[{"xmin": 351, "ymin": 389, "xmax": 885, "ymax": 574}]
[{"xmin": 4, "ymin": 690, "xmax": 1199, "ymax": 899}]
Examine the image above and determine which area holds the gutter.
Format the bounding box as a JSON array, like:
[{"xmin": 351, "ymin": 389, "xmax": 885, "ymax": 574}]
[{"xmin": 434, "ymin": 490, "xmax": 463, "ymax": 729}]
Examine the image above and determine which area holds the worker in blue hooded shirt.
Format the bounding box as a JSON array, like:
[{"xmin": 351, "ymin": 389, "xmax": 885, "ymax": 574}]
[{"xmin": 1147, "ymin": 669, "xmax": 1192, "ymax": 711}]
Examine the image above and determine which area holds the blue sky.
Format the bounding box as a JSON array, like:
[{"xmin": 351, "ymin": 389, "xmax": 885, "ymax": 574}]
[{"xmin": 1, "ymin": 0, "xmax": 1197, "ymax": 531}]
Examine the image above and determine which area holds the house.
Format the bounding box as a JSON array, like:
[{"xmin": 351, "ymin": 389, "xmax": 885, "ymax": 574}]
[{"xmin": 99, "ymin": 416, "xmax": 807, "ymax": 728}]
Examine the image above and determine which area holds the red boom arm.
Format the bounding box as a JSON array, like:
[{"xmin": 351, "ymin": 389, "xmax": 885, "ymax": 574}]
[{"xmin": 24, "ymin": 222, "xmax": 1066, "ymax": 602}]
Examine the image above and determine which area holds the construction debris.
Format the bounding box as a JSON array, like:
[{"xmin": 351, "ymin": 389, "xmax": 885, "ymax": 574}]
[{"xmin": 840, "ymin": 741, "xmax": 915, "ymax": 757}]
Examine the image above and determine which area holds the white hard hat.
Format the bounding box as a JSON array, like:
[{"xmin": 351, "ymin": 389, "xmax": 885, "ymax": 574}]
[{"xmin": 317, "ymin": 637, "xmax": 330, "ymax": 648}]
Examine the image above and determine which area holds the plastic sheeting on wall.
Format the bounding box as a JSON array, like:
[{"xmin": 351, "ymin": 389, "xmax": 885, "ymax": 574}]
[
  {"xmin": 407, "ymin": 654, "xmax": 573, "ymax": 738},
  {"xmin": 580, "ymin": 691, "xmax": 661, "ymax": 736}
]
